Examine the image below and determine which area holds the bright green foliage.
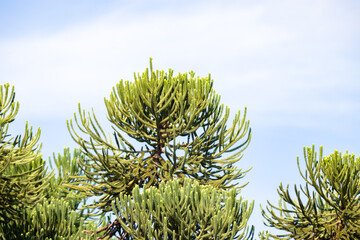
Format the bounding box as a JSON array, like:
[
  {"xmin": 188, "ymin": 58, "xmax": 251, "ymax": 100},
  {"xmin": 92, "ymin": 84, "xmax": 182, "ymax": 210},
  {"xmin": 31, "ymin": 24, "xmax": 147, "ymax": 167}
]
[
  {"xmin": 0, "ymin": 84, "xmax": 98, "ymax": 239},
  {"xmin": 0, "ymin": 84, "xmax": 51, "ymax": 238},
  {"xmin": 6, "ymin": 147, "xmax": 103, "ymax": 239},
  {"xmin": 262, "ymin": 146, "xmax": 360, "ymax": 239},
  {"xmin": 113, "ymin": 178, "xmax": 254, "ymax": 239},
  {"xmin": 47, "ymin": 148, "xmax": 95, "ymax": 220},
  {"xmin": 28, "ymin": 148, "xmax": 101, "ymax": 240},
  {"xmin": 67, "ymin": 59, "xmax": 251, "ymax": 213},
  {"xmin": 47, "ymin": 147, "xmax": 87, "ymax": 200},
  {"xmin": 4, "ymin": 197, "xmax": 90, "ymax": 240},
  {"xmin": 23, "ymin": 148, "xmax": 99, "ymax": 240},
  {"xmin": 1, "ymin": 143, "xmax": 98, "ymax": 239}
]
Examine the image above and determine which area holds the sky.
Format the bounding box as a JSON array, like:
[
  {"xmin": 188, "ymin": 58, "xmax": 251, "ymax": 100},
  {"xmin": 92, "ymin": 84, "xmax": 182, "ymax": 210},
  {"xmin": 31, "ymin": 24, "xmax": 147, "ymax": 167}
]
[{"xmin": 1, "ymin": 0, "xmax": 360, "ymax": 235}]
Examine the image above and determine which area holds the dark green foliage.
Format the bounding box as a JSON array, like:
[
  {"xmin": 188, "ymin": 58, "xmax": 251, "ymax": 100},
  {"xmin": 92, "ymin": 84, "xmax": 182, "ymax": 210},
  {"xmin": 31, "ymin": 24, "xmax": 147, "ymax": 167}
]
[
  {"xmin": 262, "ymin": 146, "xmax": 360, "ymax": 239},
  {"xmin": 113, "ymin": 178, "xmax": 254, "ymax": 239}
]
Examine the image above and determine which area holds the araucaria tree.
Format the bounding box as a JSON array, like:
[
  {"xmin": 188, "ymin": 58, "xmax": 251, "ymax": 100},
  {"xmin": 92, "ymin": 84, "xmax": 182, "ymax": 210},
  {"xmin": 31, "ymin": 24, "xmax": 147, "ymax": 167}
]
[
  {"xmin": 262, "ymin": 146, "xmax": 360, "ymax": 239},
  {"xmin": 67, "ymin": 59, "xmax": 254, "ymax": 239},
  {"xmin": 0, "ymin": 84, "xmax": 49, "ymax": 238},
  {"xmin": 0, "ymin": 83, "xmax": 97, "ymax": 239}
]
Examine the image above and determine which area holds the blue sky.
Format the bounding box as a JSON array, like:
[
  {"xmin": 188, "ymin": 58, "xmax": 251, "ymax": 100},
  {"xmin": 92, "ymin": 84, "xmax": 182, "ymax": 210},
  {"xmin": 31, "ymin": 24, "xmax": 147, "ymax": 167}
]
[{"xmin": 1, "ymin": 0, "xmax": 360, "ymax": 235}]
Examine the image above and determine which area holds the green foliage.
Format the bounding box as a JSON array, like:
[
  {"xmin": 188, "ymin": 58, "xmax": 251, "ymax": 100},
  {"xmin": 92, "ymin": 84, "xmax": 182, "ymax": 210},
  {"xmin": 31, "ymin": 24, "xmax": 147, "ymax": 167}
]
[
  {"xmin": 1, "ymin": 59, "xmax": 254, "ymax": 239},
  {"xmin": 47, "ymin": 147, "xmax": 86, "ymax": 199},
  {"xmin": 0, "ymin": 83, "xmax": 51, "ymax": 238},
  {"xmin": 47, "ymin": 148, "xmax": 95, "ymax": 221},
  {"xmin": 262, "ymin": 145, "xmax": 360, "ymax": 239},
  {"xmin": 4, "ymin": 63, "xmax": 360, "ymax": 240},
  {"xmin": 67, "ymin": 59, "xmax": 251, "ymax": 214},
  {"xmin": 3, "ymin": 197, "xmax": 94, "ymax": 240},
  {"xmin": 0, "ymin": 83, "xmax": 99, "ymax": 239},
  {"xmin": 25, "ymin": 147, "xmax": 100, "ymax": 240},
  {"xmin": 0, "ymin": 145, "xmax": 99, "ymax": 239},
  {"xmin": 113, "ymin": 178, "xmax": 254, "ymax": 239}
]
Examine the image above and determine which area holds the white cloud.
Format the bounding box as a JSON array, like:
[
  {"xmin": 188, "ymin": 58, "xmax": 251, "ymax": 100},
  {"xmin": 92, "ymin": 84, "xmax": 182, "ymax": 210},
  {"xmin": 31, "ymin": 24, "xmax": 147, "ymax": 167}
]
[{"xmin": 0, "ymin": 0, "xmax": 358, "ymax": 129}]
